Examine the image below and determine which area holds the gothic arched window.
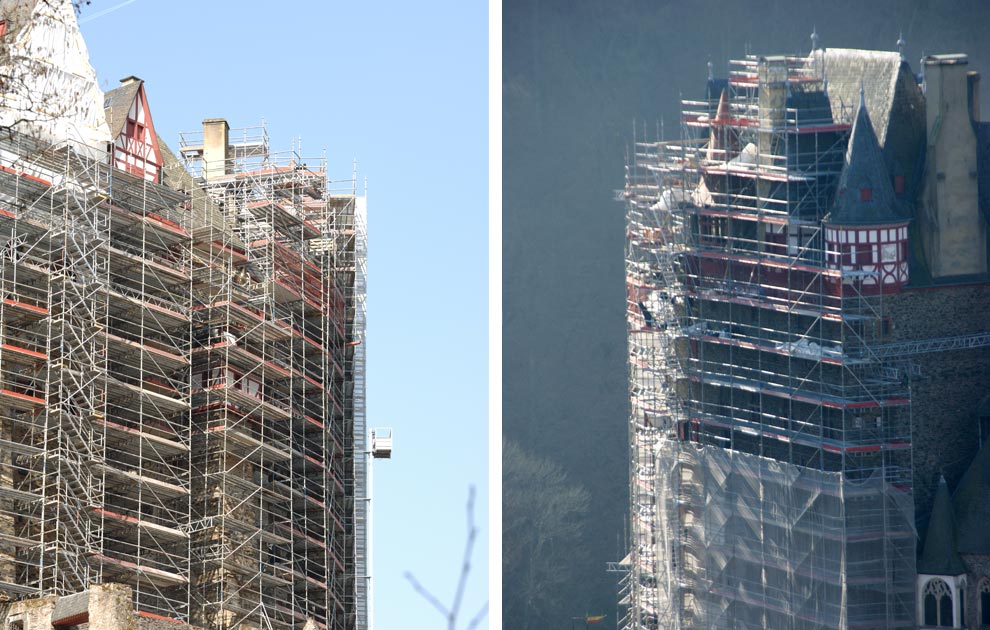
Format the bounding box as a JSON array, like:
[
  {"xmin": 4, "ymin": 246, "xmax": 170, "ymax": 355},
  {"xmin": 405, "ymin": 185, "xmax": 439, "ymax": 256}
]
[
  {"xmin": 979, "ymin": 577, "xmax": 990, "ymax": 627},
  {"xmin": 923, "ymin": 578, "xmax": 953, "ymax": 628}
]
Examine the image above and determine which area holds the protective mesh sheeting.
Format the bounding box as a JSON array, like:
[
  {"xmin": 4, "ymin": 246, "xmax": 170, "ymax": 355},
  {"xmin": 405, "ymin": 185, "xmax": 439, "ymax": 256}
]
[{"xmin": 657, "ymin": 440, "xmax": 916, "ymax": 629}]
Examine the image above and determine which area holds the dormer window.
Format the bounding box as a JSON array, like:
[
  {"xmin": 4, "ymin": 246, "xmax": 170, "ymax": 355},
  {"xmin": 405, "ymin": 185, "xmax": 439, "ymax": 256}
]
[
  {"xmin": 0, "ymin": 21, "xmax": 8, "ymax": 37},
  {"xmin": 860, "ymin": 188, "xmax": 872, "ymax": 202}
]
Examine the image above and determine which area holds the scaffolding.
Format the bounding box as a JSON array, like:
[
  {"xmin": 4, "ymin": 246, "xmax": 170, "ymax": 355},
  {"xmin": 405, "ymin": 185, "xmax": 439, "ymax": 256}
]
[
  {"xmin": 0, "ymin": 118, "xmax": 363, "ymax": 630},
  {"xmin": 0, "ymin": 130, "xmax": 192, "ymax": 617},
  {"xmin": 179, "ymin": 122, "xmax": 359, "ymax": 630},
  {"xmin": 621, "ymin": 54, "xmax": 916, "ymax": 629}
]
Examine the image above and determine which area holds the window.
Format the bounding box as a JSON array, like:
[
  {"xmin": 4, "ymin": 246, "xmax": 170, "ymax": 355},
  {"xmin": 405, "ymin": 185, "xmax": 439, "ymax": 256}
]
[
  {"xmin": 882, "ymin": 243, "xmax": 899, "ymax": 263},
  {"xmin": 0, "ymin": 21, "xmax": 8, "ymax": 38},
  {"xmin": 980, "ymin": 578, "xmax": 990, "ymax": 627},
  {"xmin": 894, "ymin": 175, "xmax": 906, "ymax": 194},
  {"xmin": 924, "ymin": 578, "xmax": 953, "ymax": 627},
  {"xmin": 881, "ymin": 317, "xmax": 894, "ymax": 337},
  {"xmin": 860, "ymin": 188, "xmax": 872, "ymax": 202},
  {"xmin": 699, "ymin": 216, "xmax": 726, "ymax": 247}
]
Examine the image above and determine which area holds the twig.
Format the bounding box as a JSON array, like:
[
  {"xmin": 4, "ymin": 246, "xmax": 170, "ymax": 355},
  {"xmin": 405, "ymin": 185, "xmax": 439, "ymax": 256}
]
[
  {"xmin": 449, "ymin": 486, "xmax": 478, "ymax": 627},
  {"xmin": 465, "ymin": 602, "xmax": 489, "ymax": 630},
  {"xmin": 402, "ymin": 571, "xmax": 449, "ymax": 618},
  {"xmin": 404, "ymin": 485, "xmax": 489, "ymax": 629}
]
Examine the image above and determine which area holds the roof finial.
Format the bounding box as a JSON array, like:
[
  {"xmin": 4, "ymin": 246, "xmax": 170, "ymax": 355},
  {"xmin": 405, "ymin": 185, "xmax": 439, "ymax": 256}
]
[
  {"xmin": 897, "ymin": 31, "xmax": 906, "ymax": 61},
  {"xmin": 707, "ymin": 59, "xmax": 713, "ymax": 81},
  {"xmin": 811, "ymin": 26, "xmax": 819, "ymax": 53},
  {"xmin": 859, "ymin": 83, "xmax": 866, "ymax": 111}
]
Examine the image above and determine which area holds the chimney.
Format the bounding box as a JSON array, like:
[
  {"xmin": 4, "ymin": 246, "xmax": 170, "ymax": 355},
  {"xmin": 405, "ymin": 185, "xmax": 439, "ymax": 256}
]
[
  {"xmin": 968, "ymin": 71, "xmax": 981, "ymax": 122},
  {"xmin": 119, "ymin": 75, "xmax": 141, "ymax": 86},
  {"xmin": 920, "ymin": 54, "xmax": 985, "ymax": 277},
  {"xmin": 923, "ymin": 55, "xmax": 971, "ymax": 140},
  {"xmin": 755, "ymin": 57, "xmax": 788, "ymax": 206},
  {"xmin": 757, "ymin": 56, "xmax": 788, "ymax": 158},
  {"xmin": 202, "ymin": 118, "xmax": 230, "ymax": 181}
]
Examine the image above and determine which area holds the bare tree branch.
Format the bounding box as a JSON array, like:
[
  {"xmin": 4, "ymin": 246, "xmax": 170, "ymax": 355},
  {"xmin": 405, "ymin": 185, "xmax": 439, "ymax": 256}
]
[
  {"xmin": 466, "ymin": 602, "xmax": 490, "ymax": 630},
  {"xmin": 449, "ymin": 485, "xmax": 478, "ymax": 627},
  {"xmin": 402, "ymin": 571, "xmax": 450, "ymax": 618},
  {"xmin": 405, "ymin": 485, "xmax": 489, "ymax": 630}
]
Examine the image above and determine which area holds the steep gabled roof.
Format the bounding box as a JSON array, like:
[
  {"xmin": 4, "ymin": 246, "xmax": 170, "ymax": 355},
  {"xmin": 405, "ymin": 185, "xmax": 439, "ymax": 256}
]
[
  {"xmin": 785, "ymin": 88, "xmax": 833, "ymax": 126},
  {"xmin": 810, "ymin": 49, "xmax": 903, "ymax": 144},
  {"xmin": 918, "ymin": 476, "xmax": 966, "ymax": 575},
  {"xmin": 103, "ymin": 79, "xmax": 141, "ymax": 139},
  {"xmin": 829, "ymin": 96, "xmax": 901, "ymax": 225},
  {"xmin": 102, "ymin": 77, "xmax": 163, "ymax": 181},
  {"xmin": 808, "ymin": 48, "xmax": 926, "ymax": 186},
  {"xmin": 953, "ymin": 439, "xmax": 990, "ymax": 554}
]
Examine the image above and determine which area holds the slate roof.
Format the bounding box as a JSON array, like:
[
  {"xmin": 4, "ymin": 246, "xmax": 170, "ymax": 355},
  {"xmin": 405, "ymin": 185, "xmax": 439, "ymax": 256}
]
[
  {"xmin": 808, "ymin": 49, "xmax": 927, "ymax": 188},
  {"xmin": 977, "ymin": 392, "xmax": 990, "ymax": 419},
  {"xmin": 952, "ymin": 438, "xmax": 990, "ymax": 554},
  {"xmin": 918, "ymin": 476, "xmax": 966, "ymax": 575},
  {"xmin": 102, "ymin": 78, "xmax": 141, "ymax": 139},
  {"xmin": 976, "ymin": 121, "xmax": 990, "ymax": 224},
  {"xmin": 810, "ymin": 49, "xmax": 902, "ymax": 143},
  {"xmin": 785, "ymin": 88, "xmax": 833, "ymax": 126},
  {"xmin": 829, "ymin": 94, "xmax": 902, "ymax": 225}
]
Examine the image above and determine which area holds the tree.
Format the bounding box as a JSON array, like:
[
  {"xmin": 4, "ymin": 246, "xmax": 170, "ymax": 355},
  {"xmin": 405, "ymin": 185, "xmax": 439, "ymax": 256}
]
[{"xmin": 503, "ymin": 438, "xmax": 591, "ymax": 630}]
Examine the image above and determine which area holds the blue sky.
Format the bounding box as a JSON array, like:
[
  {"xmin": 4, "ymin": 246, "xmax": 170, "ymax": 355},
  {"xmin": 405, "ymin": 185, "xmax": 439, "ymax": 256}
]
[{"xmin": 80, "ymin": 2, "xmax": 489, "ymax": 628}]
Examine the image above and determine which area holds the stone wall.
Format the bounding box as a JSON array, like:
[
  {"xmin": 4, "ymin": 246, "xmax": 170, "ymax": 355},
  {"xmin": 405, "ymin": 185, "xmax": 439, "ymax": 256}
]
[
  {"xmin": 0, "ymin": 594, "xmax": 58, "ymax": 630},
  {"xmin": 962, "ymin": 554, "xmax": 990, "ymax": 629},
  {"xmin": 0, "ymin": 585, "xmax": 199, "ymax": 630},
  {"xmin": 886, "ymin": 283, "xmax": 990, "ymax": 522}
]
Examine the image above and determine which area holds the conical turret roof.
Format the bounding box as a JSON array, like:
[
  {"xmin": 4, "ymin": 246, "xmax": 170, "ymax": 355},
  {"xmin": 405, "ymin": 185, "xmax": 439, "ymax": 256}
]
[
  {"xmin": 707, "ymin": 89, "xmax": 735, "ymax": 161},
  {"xmin": 918, "ymin": 475, "xmax": 966, "ymax": 575},
  {"xmin": 953, "ymin": 438, "xmax": 990, "ymax": 554},
  {"xmin": 829, "ymin": 93, "xmax": 901, "ymax": 225}
]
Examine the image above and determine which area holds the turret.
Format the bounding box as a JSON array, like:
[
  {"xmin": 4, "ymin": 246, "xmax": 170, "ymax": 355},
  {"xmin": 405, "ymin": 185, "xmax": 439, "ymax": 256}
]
[{"xmin": 825, "ymin": 93, "xmax": 909, "ymax": 294}]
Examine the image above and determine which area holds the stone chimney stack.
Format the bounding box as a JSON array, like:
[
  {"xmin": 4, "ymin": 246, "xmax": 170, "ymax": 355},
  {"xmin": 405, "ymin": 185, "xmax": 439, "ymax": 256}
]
[
  {"xmin": 968, "ymin": 71, "xmax": 981, "ymax": 122},
  {"xmin": 202, "ymin": 118, "xmax": 230, "ymax": 181},
  {"xmin": 920, "ymin": 54, "xmax": 986, "ymax": 277},
  {"xmin": 757, "ymin": 56, "xmax": 788, "ymax": 158}
]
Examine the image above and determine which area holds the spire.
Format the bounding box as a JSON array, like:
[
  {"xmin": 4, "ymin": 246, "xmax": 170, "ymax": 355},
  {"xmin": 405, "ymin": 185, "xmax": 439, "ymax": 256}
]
[
  {"xmin": 918, "ymin": 476, "xmax": 966, "ymax": 575},
  {"xmin": 811, "ymin": 26, "xmax": 819, "ymax": 53},
  {"xmin": 707, "ymin": 89, "xmax": 734, "ymax": 161},
  {"xmin": 707, "ymin": 59, "xmax": 714, "ymax": 82},
  {"xmin": 952, "ymin": 439, "xmax": 990, "ymax": 553},
  {"xmin": 828, "ymin": 100, "xmax": 900, "ymax": 225},
  {"xmin": 897, "ymin": 31, "xmax": 906, "ymax": 62},
  {"xmin": 714, "ymin": 88, "xmax": 730, "ymax": 123}
]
